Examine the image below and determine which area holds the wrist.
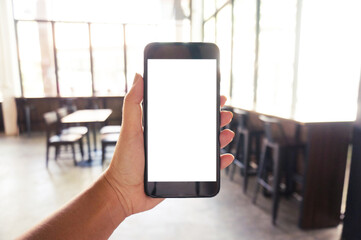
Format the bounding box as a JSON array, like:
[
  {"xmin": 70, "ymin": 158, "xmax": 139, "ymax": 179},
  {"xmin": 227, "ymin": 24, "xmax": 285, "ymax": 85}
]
[{"xmin": 99, "ymin": 173, "xmax": 128, "ymax": 227}]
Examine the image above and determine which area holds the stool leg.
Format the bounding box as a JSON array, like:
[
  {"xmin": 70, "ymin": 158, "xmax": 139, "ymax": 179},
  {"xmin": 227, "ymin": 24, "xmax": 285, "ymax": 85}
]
[
  {"xmin": 230, "ymin": 163, "xmax": 237, "ymax": 181},
  {"xmin": 79, "ymin": 138, "xmax": 84, "ymax": 159},
  {"xmin": 55, "ymin": 146, "xmax": 59, "ymax": 160},
  {"xmin": 255, "ymin": 133, "xmax": 261, "ymax": 164},
  {"xmin": 272, "ymin": 145, "xmax": 282, "ymax": 225},
  {"xmin": 101, "ymin": 142, "xmax": 106, "ymax": 165},
  {"xmin": 284, "ymin": 148, "xmax": 294, "ymax": 196},
  {"xmin": 253, "ymin": 140, "xmax": 267, "ymax": 204},
  {"xmin": 230, "ymin": 131, "xmax": 243, "ymax": 181},
  {"xmin": 46, "ymin": 144, "xmax": 50, "ymax": 168},
  {"xmin": 71, "ymin": 144, "xmax": 77, "ymax": 166},
  {"xmin": 243, "ymin": 131, "xmax": 250, "ymax": 193}
]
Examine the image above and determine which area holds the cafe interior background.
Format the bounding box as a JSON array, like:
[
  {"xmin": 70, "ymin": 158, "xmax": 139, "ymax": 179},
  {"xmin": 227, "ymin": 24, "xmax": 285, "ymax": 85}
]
[{"xmin": 0, "ymin": 0, "xmax": 361, "ymax": 239}]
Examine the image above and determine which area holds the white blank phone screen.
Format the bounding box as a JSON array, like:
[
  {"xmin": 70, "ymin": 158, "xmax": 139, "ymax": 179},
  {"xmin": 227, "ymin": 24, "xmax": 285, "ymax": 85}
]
[{"xmin": 147, "ymin": 59, "xmax": 217, "ymax": 182}]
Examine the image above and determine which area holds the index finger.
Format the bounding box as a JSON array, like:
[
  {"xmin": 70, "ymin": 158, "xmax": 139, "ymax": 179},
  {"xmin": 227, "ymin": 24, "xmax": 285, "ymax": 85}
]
[{"xmin": 220, "ymin": 96, "xmax": 227, "ymax": 107}]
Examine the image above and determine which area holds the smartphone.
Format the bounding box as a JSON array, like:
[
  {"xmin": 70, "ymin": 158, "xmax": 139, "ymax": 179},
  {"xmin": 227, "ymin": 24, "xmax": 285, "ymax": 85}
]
[{"xmin": 143, "ymin": 42, "xmax": 220, "ymax": 198}]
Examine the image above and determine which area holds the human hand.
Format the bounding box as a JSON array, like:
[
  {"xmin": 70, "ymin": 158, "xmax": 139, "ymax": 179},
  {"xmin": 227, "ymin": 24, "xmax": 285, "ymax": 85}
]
[{"xmin": 104, "ymin": 73, "xmax": 235, "ymax": 218}]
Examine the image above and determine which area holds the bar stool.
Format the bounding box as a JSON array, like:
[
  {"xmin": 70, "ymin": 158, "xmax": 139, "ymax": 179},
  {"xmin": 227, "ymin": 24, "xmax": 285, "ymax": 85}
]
[
  {"xmin": 253, "ymin": 115, "xmax": 305, "ymax": 225},
  {"xmin": 230, "ymin": 109, "xmax": 263, "ymax": 193}
]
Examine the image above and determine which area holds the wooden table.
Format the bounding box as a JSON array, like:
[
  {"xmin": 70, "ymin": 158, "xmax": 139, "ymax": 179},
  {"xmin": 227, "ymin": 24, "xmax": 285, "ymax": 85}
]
[
  {"xmin": 231, "ymin": 107, "xmax": 353, "ymax": 229},
  {"xmin": 61, "ymin": 109, "xmax": 112, "ymax": 163}
]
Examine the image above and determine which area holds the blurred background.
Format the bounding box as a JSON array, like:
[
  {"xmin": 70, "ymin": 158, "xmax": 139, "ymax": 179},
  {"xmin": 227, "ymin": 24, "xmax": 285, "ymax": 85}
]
[{"xmin": 0, "ymin": 0, "xmax": 361, "ymax": 239}]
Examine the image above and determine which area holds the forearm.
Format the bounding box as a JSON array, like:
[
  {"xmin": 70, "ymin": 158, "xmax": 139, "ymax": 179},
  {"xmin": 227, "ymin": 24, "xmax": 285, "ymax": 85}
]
[{"xmin": 18, "ymin": 174, "xmax": 126, "ymax": 240}]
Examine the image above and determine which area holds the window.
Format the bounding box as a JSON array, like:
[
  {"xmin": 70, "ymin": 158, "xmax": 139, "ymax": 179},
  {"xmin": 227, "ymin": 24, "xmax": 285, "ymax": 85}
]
[
  {"xmin": 17, "ymin": 21, "xmax": 57, "ymax": 97},
  {"xmin": 295, "ymin": 0, "xmax": 361, "ymax": 121},
  {"xmin": 231, "ymin": 0, "xmax": 257, "ymax": 109},
  {"xmin": 204, "ymin": 0, "xmax": 361, "ymax": 121},
  {"xmin": 203, "ymin": 1, "xmax": 232, "ymax": 99},
  {"xmin": 91, "ymin": 24, "xmax": 125, "ymax": 96},
  {"xmin": 216, "ymin": 4, "xmax": 232, "ymax": 98},
  {"xmin": 203, "ymin": 17, "xmax": 216, "ymax": 43},
  {"xmin": 203, "ymin": 0, "xmax": 216, "ymax": 21},
  {"xmin": 55, "ymin": 23, "xmax": 92, "ymax": 97},
  {"xmin": 12, "ymin": 0, "xmax": 191, "ymax": 98},
  {"xmin": 255, "ymin": 0, "xmax": 297, "ymax": 118}
]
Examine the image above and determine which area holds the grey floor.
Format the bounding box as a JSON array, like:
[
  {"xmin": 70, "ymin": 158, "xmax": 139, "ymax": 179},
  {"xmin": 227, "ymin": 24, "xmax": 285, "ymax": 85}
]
[{"xmin": 0, "ymin": 133, "xmax": 342, "ymax": 239}]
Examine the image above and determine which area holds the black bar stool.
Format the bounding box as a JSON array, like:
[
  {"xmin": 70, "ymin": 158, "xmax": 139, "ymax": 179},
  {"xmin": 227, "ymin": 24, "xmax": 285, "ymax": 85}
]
[
  {"xmin": 253, "ymin": 115, "xmax": 305, "ymax": 225},
  {"xmin": 230, "ymin": 109, "xmax": 263, "ymax": 193}
]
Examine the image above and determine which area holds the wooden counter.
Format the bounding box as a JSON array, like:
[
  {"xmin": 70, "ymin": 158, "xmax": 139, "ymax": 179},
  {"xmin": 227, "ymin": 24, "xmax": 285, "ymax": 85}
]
[
  {"xmin": 300, "ymin": 121, "xmax": 351, "ymax": 229},
  {"xmin": 230, "ymin": 107, "xmax": 353, "ymax": 229}
]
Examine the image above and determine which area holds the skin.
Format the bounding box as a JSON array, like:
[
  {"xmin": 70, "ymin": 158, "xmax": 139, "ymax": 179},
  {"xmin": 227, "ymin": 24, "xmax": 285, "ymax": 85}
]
[{"xmin": 18, "ymin": 74, "xmax": 234, "ymax": 240}]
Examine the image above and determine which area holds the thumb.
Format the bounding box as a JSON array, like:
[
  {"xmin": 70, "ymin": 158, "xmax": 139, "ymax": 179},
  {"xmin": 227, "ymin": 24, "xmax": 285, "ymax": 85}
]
[{"xmin": 122, "ymin": 73, "xmax": 143, "ymax": 131}]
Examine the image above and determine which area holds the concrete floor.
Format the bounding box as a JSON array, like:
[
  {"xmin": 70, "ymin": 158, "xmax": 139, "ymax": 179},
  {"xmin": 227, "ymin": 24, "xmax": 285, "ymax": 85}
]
[{"xmin": 0, "ymin": 133, "xmax": 342, "ymax": 239}]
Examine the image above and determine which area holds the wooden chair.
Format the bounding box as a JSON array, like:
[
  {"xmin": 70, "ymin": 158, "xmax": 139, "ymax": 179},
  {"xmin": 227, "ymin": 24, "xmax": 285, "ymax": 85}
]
[
  {"xmin": 44, "ymin": 111, "xmax": 84, "ymax": 167},
  {"xmin": 229, "ymin": 108, "xmax": 263, "ymax": 193},
  {"xmin": 101, "ymin": 132, "xmax": 120, "ymax": 164},
  {"xmin": 253, "ymin": 115, "xmax": 305, "ymax": 225},
  {"xmin": 100, "ymin": 125, "xmax": 121, "ymax": 135}
]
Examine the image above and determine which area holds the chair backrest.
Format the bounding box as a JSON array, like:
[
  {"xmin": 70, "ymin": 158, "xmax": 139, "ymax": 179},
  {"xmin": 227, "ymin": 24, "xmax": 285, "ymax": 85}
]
[
  {"xmin": 57, "ymin": 107, "xmax": 68, "ymax": 119},
  {"xmin": 44, "ymin": 111, "xmax": 58, "ymax": 125},
  {"xmin": 233, "ymin": 108, "xmax": 248, "ymax": 129},
  {"xmin": 44, "ymin": 111, "xmax": 61, "ymax": 138},
  {"xmin": 259, "ymin": 115, "xmax": 288, "ymax": 143}
]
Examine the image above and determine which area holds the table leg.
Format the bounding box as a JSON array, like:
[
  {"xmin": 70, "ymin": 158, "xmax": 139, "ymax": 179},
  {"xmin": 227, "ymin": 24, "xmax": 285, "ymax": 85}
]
[
  {"xmin": 93, "ymin": 123, "xmax": 97, "ymax": 151},
  {"xmin": 86, "ymin": 124, "xmax": 92, "ymax": 161}
]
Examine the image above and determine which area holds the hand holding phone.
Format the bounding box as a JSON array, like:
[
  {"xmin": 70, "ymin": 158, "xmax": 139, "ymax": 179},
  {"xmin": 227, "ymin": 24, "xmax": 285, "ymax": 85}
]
[{"xmin": 105, "ymin": 72, "xmax": 233, "ymax": 218}]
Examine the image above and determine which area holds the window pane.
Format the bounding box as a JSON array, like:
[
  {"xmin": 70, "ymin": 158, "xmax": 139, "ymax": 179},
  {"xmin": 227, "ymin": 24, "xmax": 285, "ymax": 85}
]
[
  {"xmin": 13, "ymin": 0, "xmax": 165, "ymax": 23},
  {"xmin": 55, "ymin": 23, "xmax": 92, "ymax": 97},
  {"xmin": 125, "ymin": 24, "xmax": 158, "ymax": 89},
  {"xmin": 216, "ymin": 0, "xmax": 229, "ymax": 9},
  {"xmin": 13, "ymin": 0, "xmax": 48, "ymax": 20},
  {"xmin": 231, "ymin": 0, "xmax": 257, "ymax": 109},
  {"xmin": 295, "ymin": 0, "xmax": 361, "ymax": 122},
  {"xmin": 125, "ymin": 24, "xmax": 182, "ymax": 89},
  {"xmin": 256, "ymin": 0, "xmax": 297, "ymax": 118},
  {"xmin": 91, "ymin": 24, "xmax": 126, "ymax": 96},
  {"xmin": 17, "ymin": 21, "xmax": 57, "ymax": 97},
  {"xmin": 203, "ymin": 0, "xmax": 216, "ymax": 20},
  {"xmin": 216, "ymin": 4, "xmax": 232, "ymax": 99},
  {"xmin": 204, "ymin": 17, "xmax": 216, "ymax": 42}
]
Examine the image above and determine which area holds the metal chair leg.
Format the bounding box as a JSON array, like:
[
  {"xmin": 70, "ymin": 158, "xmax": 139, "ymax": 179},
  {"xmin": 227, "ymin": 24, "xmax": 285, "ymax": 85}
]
[
  {"xmin": 46, "ymin": 145, "xmax": 50, "ymax": 168},
  {"xmin": 272, "ymin": 145, "xmax": 282, "ymax": 225},
  {"xmin": 101, "ymin": 142, "xmax": 106, "ymax": 165},
  {"xmin": 230, "ymin": 130, "xmax": 243, "ymax": 181},
  {"xmin": 79, "ymin": 138, "xmax": 84, "ymax": 159},
  {"xmin": 71, "ymin": 144, "xmax": 77, "ymax": 166},
  {"xmin": 243, "ymin": 131, "xmax": 250, "ymax": 193},
  {"xmin": 253, "ymin": 140, "xmax": 267, "ymax": 204},
  {"xmin": 55, "ymin": 146, "xmax": 60, "ymax": 160}
]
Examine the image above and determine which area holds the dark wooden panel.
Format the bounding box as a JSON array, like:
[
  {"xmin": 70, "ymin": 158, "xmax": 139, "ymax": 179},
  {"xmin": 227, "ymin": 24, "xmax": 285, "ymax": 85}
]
[
  {"xmin": 15, "ymin": 97, "xmax": 124, "ymax": 132},
  {"xmin": 342, "ymin": 127, "xmax": 361, "ymax": 239},
  {"xmin": 342, "ymin": 79, "xmax": 361, "ymax": 239},
  {"xmin": 300, "ymin": 122, "xmax": 352, "ymax": 229}
]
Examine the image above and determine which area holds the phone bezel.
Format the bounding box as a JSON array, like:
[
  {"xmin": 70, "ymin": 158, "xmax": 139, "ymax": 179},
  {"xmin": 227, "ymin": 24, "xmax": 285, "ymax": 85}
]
[{"xmin": 143, "ymin": 42, "xmax": 220, "ymax": 198}]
